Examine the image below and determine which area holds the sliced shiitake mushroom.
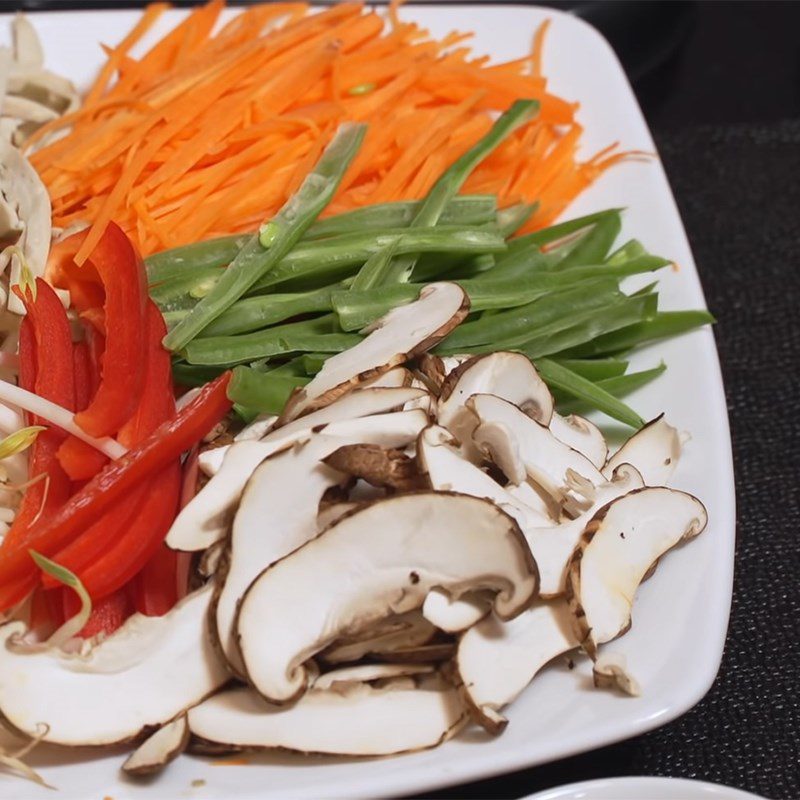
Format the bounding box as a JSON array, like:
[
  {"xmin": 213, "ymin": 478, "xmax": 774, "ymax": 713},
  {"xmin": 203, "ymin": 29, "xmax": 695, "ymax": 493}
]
[
  {"xmin": 311, "ymin": 663, "xmax": 435, "ymax": 690},
  {"xmin": 456, "ymin": 600, "xmax": 578, "ymax": 733},
  {"xmin": 323, "ymin": 444, "xmax": 423, "ymax": 491},
  {"xmin": 121, "ymin": 715, "xmax": 190, "ymax": 776},
  {"xmin": 187, "ymin": 674, "xmax": 466, "ymax": 757},
  {"xmin": 170, "ymin": 406, "xmax": 427, "ymax": 552},
  {"xmin": 437, "ymin": 353, "xmax": 554, "ymax": 459},
  {"xmin": 566, "ymin": 487, "xmax": 708, "ymax": 658},
  {"xmin": 602, "ymin": 414, "xmax": 682, "ymax": 486},
  {"xmin": 468, "ymin": 394, "xmax": 603, "ymax": 507},
  {"xmin": 549, "ymin": 412, "xmax": 608, "ymax": 469},
  {"xmin": 196, "ymin": 385, "xmax": 426, "ymax": 477},
  {"xmin": 320, "ymin": 612, "xmax": 437, "ymax": 665},
  {"xmin": 279, "ymin": 282, "xmax": 468, "ymax": 423},
  {"xmin": 0, "ymin": 585, "xmax": 227, "ymax": 746},
  {"xmin": 592, "ymin": 651, "xmax": 640, "ymax": 697},
  {"xmin": 215, "ymin": 414, "xmax": 427, "ymax": 674},
  {"xmin": 236, "ymin": 492, "xmax": 539, "ymax": 704}
]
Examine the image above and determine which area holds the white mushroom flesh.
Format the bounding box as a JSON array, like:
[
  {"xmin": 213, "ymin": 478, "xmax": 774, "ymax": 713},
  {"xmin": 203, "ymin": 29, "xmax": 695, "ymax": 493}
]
[
  {"xmin": 567, "ymin": 487, "xmax": 708, "ymax": 656},
  {"xmin": 187, "ymin": 675, "xmax": 466, "ymax": 756},
  {"xmin": 237, "ymin": 492, "xmax": 538, "ymax": 703},
  {"xmin": 121, "ymin": 715, "xmax": 189, "ymax": 776},
  {"xmin": 549, "ymin": 412, "xmax": 608, "ymax": 469},
  {"xmin": 0, "ymin": 585, "xmax": 227, "ymax": 745},
  {"xmin": 602, "ymin": 414, "xmax": 682, "ymax": 486},
  {"xmin": 457, "ymin": 600, "xmax": 577, "ymax": 731}
]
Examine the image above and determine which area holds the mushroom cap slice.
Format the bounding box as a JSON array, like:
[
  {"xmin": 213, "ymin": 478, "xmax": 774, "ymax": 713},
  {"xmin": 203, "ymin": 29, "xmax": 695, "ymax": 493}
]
[
  {"xmin": 280, "ymin": 282, "xmax": 468, "ymax": 423},
  {"xmin": 187, "ymin": 675, "xmax": 466, "ymax": 757},
  {"xmin": 323, "ymin": 443, "xmax": 422, "ymax": 491},
  {"xmin": 121, "ymin": 715, "xmax": 189, "ymax": 776},
  {"xmin": 526, "ymin": 464, "xmax": 644, "ymax": 597},
  {"xmin": 0, "ymin": 585, "xmax": 227, "ymax": 745},
  {"xmin": 550, "ymin": 412, "xmax": 608, "ymax": 469},
  {"xmin": 312, "ymin": 663, "xmax": 434, "ymax": 690},
  {"xmin": 170, "ymin": 405, "xmax": 427, "ymax": 551},
  {"xmin": 592, "ymin": 651, "xmax": 641, "ymax": 697},
  {"xmin": 422, "ymin": 589, "xmax": 491, "ymax": 633},
  {"xmin": 320, "ymin": 612, "xmax": 437, "ymax": 664},
  {"xmin": 197, "ymin": 385, "xmax": 426, "ymax": 477},
  {"xmin": 215, "ymin": 413, "xmax": 427, "ymax": 673},
  {"xmin": 468, "ymin": 394, "xmax": 604, "ymax": 505},
  {"xmin": 602, "ymin": 414, "xmax": 682, "ymax": 486},
  {"xmin": 417, "ymin": 424, "xmax": 551, "ymax": 527},
  {"xmin": 237, "ymin": 492, "xmax": 539, "ymax": 704},
  {"xmin": 456, "ymin": 600, "xmax": 578, "ymax": 733},
  {"xmin": 566, "ymin": 487, "xmax": 708, "ymax": 657},
  {"xmin": 437, "ymin": 353, "xmax": 554, "ymax": 455}
]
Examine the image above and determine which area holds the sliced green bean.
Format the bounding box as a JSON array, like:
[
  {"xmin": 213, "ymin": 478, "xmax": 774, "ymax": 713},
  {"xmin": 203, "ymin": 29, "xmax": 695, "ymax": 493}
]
[
  {"xmin": 555, "ymin": 363, "xmax": 667, "ymax": 415},
  {"xmin": 606, "ymin": 238, "xmax": 647, "ymax": 265},
  {"xmin": 563, "ymin": 310, "xmax": 715, "ymax": 358},
  {"xmin": 253, "ymin": 227, "xmax": 507, "ymax": 293},
  {"xmin": 519, "ymin": 293, "xmax": 657, "ymax": 358},
  {"xmin": 335, "ymin": 256, "xmax": 665, "ymax": 332},
  {"xmin": 381, "ymin": 99, "xmax": 540, "ymax": 285},
  {"xmin": 171, "ymin": 361, "xmax": 226, "ymax": 388},
  {"xmin": 438, "ymin": 279, "xmax": 622, "ymax": 351},
  {"xmin": 307, "ymin": 194, "xmax": 497, "ymax": 239},
  {"xmin": 553, "ymin": 212, "xmax": 622, "ymax": 270},
  {"xmin": 145, "ymin": 196, "xmax": 498, "ymax": 284},
  {"xmin": 164, "ymin": 122, "xmax": 367, "ymax": 352},
  {"xmin": 536, "ymin": 357, "xmax": 644, "ymax": 428},
  {"xmin": 497, "ymin": 202, "xmax": 538, "ymax": 238},
  {"xmin": 200, "ymin": 286, "xmax": 338, "ymax": 337},
  {"xmin": 300, "ymin": 352, "xmax": 328, "ymax": 375},
  {"xmin": 504, "ymin": 208, "xmax": 623, "ymax": 254},
  {"xmin": 228, "ymin": 366, "xmax": 310, "ymax": 415},
  {"xmin": 553, "ymin": 357, "xmax": 629, "ymax": 381},
  {"xmin": 145, "ymin": 234, "xmax": 250, "ymax": 283},
  {"xmin": 185, "ymin": 315, "xmax": 361, "ymax": 366}
]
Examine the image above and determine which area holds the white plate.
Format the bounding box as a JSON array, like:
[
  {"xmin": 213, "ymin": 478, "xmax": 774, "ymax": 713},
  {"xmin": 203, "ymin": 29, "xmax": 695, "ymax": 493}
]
[
  {"xmin": 0, "ymin": 5, "xmax": 736, "ymax": 799},
  {"xmin": 524, "ymin": 777, "xmax": 763, "ymax": 800}
]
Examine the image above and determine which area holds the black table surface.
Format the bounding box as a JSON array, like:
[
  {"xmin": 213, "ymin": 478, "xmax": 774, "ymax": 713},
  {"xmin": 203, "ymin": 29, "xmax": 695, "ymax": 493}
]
[{"xmin": 2, "ymin": 2, "xmax": 798, "ymax": 799}]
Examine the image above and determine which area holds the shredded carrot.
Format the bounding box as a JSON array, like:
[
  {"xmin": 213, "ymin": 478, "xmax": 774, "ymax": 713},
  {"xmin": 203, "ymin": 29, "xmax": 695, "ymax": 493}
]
[{"xmin": 30, "ymin": 1, "xmax": 639, "ymax": 256}]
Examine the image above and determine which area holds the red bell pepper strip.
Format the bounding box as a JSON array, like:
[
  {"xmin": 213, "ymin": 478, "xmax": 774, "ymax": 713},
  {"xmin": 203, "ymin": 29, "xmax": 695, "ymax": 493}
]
[
  {"xmin": 63, "ymin": 585, "xmax": 133, "ymax": 639},
  {"xmin": 2, "ymin": 282, "xmax": 75, "ymax": 552},
  {"xmin": 44, "ymin": 303, "xmax": 178, "ymax": 595},
  {"xmin": 57, "ymin": 438, "xmax": 110, "ymax": 481},
  {"xmin": 62, "ymin": 222, "xmax": 147, "ymax": 438},
  {"xmin": 73, "ymin": 342, "xmax": 92, "ymax": 412},
  {"xmin": 0, "ymin": 370, "xmax": 233, "ymax": 608}
]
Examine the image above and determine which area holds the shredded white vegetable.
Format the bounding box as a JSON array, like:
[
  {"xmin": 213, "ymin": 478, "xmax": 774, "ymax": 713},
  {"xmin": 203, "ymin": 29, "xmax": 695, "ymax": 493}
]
[{"xmin": 0, "ymin": 380, "xmax": 126, "ymax": 460}]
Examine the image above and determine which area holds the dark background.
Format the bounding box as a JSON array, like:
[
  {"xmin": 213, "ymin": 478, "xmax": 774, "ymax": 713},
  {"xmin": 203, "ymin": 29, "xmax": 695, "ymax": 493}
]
[{"xmin": 2, "ymin": 2, "xmax": 798, "ymax": 798}]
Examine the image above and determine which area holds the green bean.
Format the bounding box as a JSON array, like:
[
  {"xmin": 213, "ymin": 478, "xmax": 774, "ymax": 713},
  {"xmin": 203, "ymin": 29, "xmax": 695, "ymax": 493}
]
[
  {"xmin": 228, "ymin": 366, "xmax": 310, "ymax": 415},
  {"xmin": 199, "ymin": 286, "xmax": 338, "ymax": 337},
  {"xmin": 149, "ymin": 266, "xmax": 221, "ymax": 310},
  {"xmin": 334, "ymin": 256, "xmax": 666, "ymax": 332},
  {"xmin": 562, "ymin": 310, "xmax": 715, "ymax": 358},
  {"xmin": 145, "ymin": 196, "xmax": 498, "ymax": 285},
  {"xmin": 171, "ymin": 361, "xmax": 226, "ymax": 388},
  {"xmin": 145, "ymin": 235, "xmax": 250, "ymax": 284},
  {"xmin": 438, "ymin": 279, "xmax": 622, "ymax": 351},
  {"xmin": 184, "ymin": 315, "xmax": 361, "ymax": 366},
  {"xmin": 307, "ymin": 194, "xmax": 497, "ymax": 239},
  {"xmin": 348, "ymin": 237, "xmax": 401, "ymax": 291},
  {"xmin": 300, "ymin": 352, "xmax": 328, "ymax": 375},
  {"xmin": 164, "ymin": 122, "xmax": 367, "ymax": 352},
  {"xmin": 380, "ymin": 99, "xmax": 540, "ymax": 285},
  {"xmin": 252, "ymin": 227, "xmax": 507, "ymax": 292},
  {"xmin": 553, "ymin": 357, "xmax": 629, "ymax": 381},
  {"xmin": 497, "ymin": 202, "xmax": 538, "ymax": 238},
  {"xmin": 503, "ymin": 208, "xmax": 622, "ymax": 254},
  {"xmin": 519, "ymin": 294, "xmax": 657, "ymax": 358},
  {"xmin": 553, "ymin": 212, "xmax": 622, "ymax": 270},
  {"xmin": 555, "ymin": 363, "xmax": 667, "ymax": 415},
  {"xmin": 536, "ymin": 358, "xmax": 644, "ymax": 428}
]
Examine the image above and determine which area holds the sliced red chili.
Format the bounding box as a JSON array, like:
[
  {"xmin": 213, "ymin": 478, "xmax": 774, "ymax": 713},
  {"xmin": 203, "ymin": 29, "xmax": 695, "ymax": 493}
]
[{"xmin": 0, "ymin": 370, "xmax": 233, "ymax": 608}]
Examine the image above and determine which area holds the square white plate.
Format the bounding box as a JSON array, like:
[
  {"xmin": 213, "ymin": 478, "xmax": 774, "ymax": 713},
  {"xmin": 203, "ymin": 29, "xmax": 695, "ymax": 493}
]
[{"xmin": 0, "ymin": 5, "xmax": 735, "ymax": 799}]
